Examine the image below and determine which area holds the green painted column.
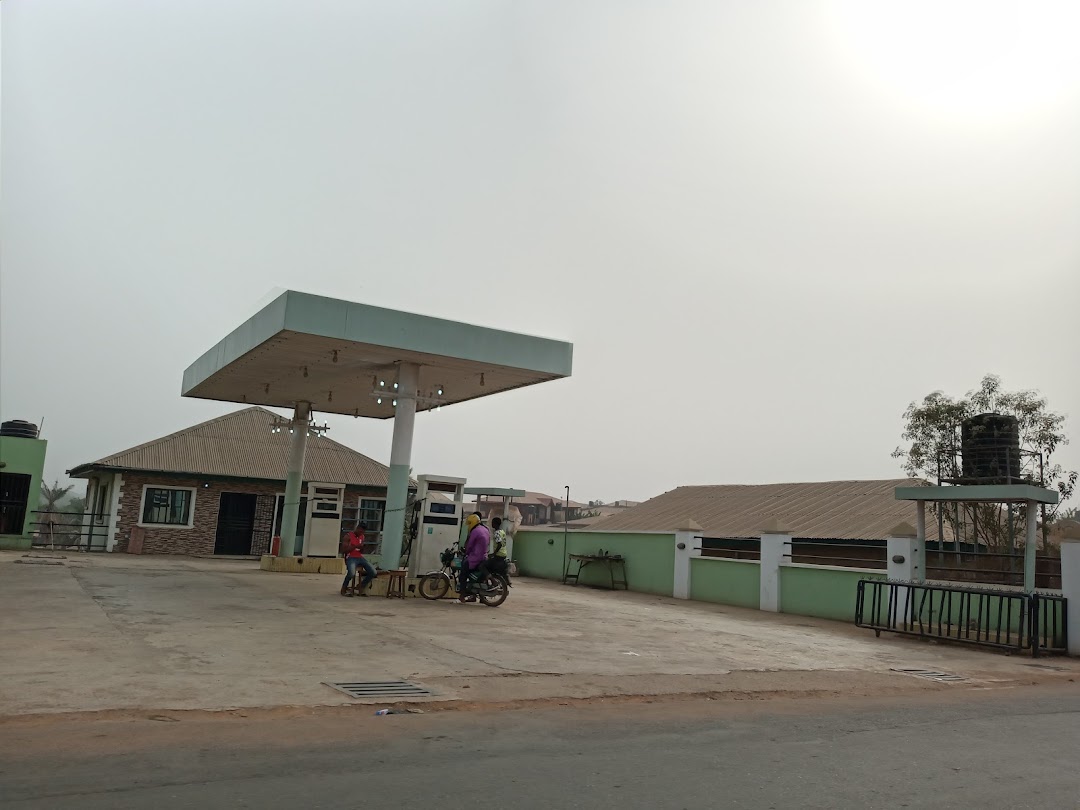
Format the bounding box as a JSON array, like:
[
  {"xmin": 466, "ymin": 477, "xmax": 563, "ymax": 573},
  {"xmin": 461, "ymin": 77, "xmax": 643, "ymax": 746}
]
[
  {"xmin": 379, "ymin": 363, "xmax": 419, "ymax": 570},
  {"xmin": 1023, "ymin": 500, "xmax": 1037, "ymax": 592},
  {"xmin": 277, "ymin": 402, "xmax": 310, "ymax": 557}
]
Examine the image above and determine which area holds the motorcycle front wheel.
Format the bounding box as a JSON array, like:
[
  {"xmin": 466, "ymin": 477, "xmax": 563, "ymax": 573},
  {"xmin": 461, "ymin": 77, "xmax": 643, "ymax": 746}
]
[
  {"xmin": 419, "ymin": 573, "xmax": 451, "ymax": 600},
  {"xmin": 478, "ymin": 574, "xmax": 510, "ymax": 607}
]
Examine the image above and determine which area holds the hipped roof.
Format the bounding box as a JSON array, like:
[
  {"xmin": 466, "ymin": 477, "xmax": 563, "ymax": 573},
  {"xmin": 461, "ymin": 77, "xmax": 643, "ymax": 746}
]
[
  {"xmin": 69, "ymin": 407, "xmax": 392, "ymax": 488},
  {"xmin": 587, "ymin": 479, "xmax": 945, "ymax": 541}
]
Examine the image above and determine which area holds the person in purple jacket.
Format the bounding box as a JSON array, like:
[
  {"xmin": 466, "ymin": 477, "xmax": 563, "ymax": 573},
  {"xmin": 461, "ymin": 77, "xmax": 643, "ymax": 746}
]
[{"xmin": 458, "ymin": 512, "xmax": 490, "ymax": 604}]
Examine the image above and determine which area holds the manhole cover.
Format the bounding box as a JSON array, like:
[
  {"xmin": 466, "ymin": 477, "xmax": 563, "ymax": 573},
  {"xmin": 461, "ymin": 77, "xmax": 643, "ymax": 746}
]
[
  {"xmin": 323, "ymin": 680, "xmax": 434, "ymax": 699},
  {"xmin": 891, "ymin": 668, "xmax": 967, "ymax": 683}
]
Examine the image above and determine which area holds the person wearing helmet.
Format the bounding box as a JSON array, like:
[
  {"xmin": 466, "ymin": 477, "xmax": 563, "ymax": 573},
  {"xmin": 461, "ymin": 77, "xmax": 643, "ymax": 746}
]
[{"xmin": 459, "ymin": 512, "xmax": 490, "ymax": 604}]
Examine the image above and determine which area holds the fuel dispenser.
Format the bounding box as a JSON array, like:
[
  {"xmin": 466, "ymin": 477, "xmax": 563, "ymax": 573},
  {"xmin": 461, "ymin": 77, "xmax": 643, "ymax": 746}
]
[
  {"xmin": 409, "ymin": 475, "xmax": 466, "ymax": 576},
  {"xmin": 302, "ymin": 482, "xmax": 346, "ymax": 557}
]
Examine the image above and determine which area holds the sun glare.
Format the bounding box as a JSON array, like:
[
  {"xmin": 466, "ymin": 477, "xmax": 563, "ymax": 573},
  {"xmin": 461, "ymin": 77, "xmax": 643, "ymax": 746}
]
[{"xmin": 827, "ymin": 0, "xmax": 1080, "ymax": 122}]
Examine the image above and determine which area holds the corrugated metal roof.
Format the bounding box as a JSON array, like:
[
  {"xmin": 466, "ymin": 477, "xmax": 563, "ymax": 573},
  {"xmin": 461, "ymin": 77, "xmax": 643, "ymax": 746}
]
[
  {"xmin": 586, "ymin": 479, "xmax": 946, "ymax": 541},
  {"xmin": 71, "ymin": 407, "xmax": 392, "ymax": 488},
  {"xmin": 512, "ymin": 491, "xmax": 569, "ymax": 507}
]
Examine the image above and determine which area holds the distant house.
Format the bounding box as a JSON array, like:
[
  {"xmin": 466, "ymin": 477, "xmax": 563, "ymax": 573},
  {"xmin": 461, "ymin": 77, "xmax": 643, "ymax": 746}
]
[
  {"xmin": 551, "ymin": 500, "xmax": 642, "ymax": 530},
  {"xmin": 68, "ymin": 407, "xmax": 396, "ymax": 556},
  {"xmin": 466, "ymin": 491, "xmax": 585, "ymax": 527},
  {"xmin": 587, "ymin": 479, "xmax": 947, "ymax": 546}
]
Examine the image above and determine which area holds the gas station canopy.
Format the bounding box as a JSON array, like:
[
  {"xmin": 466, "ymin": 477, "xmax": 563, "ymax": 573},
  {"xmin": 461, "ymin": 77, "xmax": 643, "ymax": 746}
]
[
  {"xmin": 181, "ymin": 290, "xmax": 573, "ymax": 417},
  {"xmin": 180, "ymin": 290, "xmax": 573, "ymax": 564}
]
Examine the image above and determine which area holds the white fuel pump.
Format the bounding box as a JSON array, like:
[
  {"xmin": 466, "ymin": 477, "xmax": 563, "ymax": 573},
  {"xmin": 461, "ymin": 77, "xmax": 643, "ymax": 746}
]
[
  {"xmin": 302, "ymin": 482, "xmax": 346, "ymax": 557},
  {"xmin": 410, "ymin": 475, "xmax": 467, "ymax": 577}
]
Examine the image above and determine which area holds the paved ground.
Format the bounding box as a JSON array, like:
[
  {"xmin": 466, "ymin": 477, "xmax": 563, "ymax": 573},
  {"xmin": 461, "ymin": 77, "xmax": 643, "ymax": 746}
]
[
  {"xmin": 2, "ymin": 550, "xmax": 1078, "ymax": 717},
  {"xmin": 3, "ymin": 687, "xmax": 1080, "ymax": 808}
]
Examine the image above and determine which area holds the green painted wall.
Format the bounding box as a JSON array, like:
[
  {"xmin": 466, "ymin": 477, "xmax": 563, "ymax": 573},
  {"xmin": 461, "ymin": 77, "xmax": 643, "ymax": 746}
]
[
  {"xmin": 516, "ymin": 531, "xmax": 1025, "ymax": 636},
  {"xmin": 514, "ymin": 530, "xmax": 676, "ymax": 596},
  {"xmin": 513, "ymin": 531, "xmax": 567, "ymax": 581},
  {"xmin": 0, "ymin": 436, "xmax": 48, "ymax": 548},
  {"xmin": 780, "ymin": 565, "xmax": 886, "ymax": 622},
  {"xmin": 690, "ymin": 558, "xmax": 760, "ymax": 608}
]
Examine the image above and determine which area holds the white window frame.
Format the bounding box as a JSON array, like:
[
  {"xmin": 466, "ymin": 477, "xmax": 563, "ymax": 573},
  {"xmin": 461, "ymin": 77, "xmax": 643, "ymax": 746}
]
[
  {"xmin": 137, "ymin": 485, "xmax": 197, "ymax": 529},
  {"xmin": 93, "ymin": 477, "xmax": 111, "ymax": 525},
  {"xmin": 354, "ymin": 498, "xmax": 386, "ymax": 554}
]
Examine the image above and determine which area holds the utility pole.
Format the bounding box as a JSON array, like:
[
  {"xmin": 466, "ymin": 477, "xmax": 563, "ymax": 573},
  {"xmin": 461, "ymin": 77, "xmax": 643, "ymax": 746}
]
[{"xmin": 563, "ymin": 485, "xmax": 570, "ymax": 581}]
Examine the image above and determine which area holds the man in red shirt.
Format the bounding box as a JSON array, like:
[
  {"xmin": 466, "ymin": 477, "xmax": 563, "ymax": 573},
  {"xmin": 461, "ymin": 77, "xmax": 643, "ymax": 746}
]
[{"xmin": 341, "ymin": 521, "xmax": 377, "ymax": 597}]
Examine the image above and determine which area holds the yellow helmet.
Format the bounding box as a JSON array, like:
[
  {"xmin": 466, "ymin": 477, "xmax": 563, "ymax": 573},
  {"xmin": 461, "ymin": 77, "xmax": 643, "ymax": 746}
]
[{"xmin": 465, "ymin": 513, "xmax": 480, "ymax": 531}]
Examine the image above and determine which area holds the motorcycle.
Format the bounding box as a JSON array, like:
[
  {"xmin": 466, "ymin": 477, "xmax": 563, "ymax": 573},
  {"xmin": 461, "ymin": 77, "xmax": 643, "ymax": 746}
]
[{"xmin": 418, "ymin": 545, "xmax": 510, "ymax": 607}]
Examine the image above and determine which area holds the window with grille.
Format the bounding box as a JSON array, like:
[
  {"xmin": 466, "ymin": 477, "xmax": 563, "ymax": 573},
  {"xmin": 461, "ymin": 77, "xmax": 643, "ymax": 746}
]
[
  {"xmin": 341, "ymin": 498, "xmax": 385, "ymax": 553},
  {"xmin": 93, "ymin": 479, "xmax": 111, "ymax": 523},
  {"xmin": 0, "ymin": 473, "xmax": 31, "ymax": 535},
  {"xmin": 140, "ymin": 487, "xmax": 194, "ymax": 526}
]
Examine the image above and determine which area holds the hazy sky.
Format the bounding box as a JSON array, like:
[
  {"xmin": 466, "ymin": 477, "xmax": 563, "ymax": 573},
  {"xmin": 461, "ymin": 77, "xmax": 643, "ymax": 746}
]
[{"xmin": 3, "ymin": 0, "xmax": 1078, "ymax": 504}]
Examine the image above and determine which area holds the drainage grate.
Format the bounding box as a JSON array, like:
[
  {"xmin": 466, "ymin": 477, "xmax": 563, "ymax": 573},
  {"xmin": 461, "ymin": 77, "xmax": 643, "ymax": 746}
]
[
  {"xmin": 891, "ymin": 668, "xmax": 968, "ymax": 683},
  {"xmin": 323, "ymin": 680, "xmax": 434, "ymax": 699}
]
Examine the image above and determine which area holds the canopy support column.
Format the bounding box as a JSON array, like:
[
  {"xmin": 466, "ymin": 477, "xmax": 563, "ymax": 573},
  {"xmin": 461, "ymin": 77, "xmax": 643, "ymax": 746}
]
[
  {"xmin": 380, "ymin": 363, "xmax": 419, "ymax": 569},
  {"xmin": 278, "ymin": 401, "xmax": 311, "ymax": 557}
]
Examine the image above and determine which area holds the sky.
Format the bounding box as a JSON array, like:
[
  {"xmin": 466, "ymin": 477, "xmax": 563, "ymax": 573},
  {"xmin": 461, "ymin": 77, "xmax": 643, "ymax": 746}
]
[{"xmin": 2, "ymin": 0, "xmax": 1079, "ymax": 505}]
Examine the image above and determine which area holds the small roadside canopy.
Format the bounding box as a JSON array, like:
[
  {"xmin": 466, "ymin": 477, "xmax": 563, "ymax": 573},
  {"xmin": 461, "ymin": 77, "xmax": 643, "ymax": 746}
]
[
  {"xmin": 181, "ymin": 290, "xmax": 573, "ymax": 562},
  {"xmin": 182, "ymin": 291, "xmax": 572, "ymax": 418},
  {"xmin": 464, "ymin": 487, "xmax": 529, "ymax": 519},
  {"xmin": 895, "ymin": 482, "xmax": 1059, "ymax": 593},
  {"xmin": 895, "ymin": 483, "xmax": 1058, "ymax": 505},
  {"xmin": 464, "ymin": 487, "xmax": 528, "ymax": 500},
  {"xmin": 464, "ymin": 487, "xmax": 528, "ymax": 559}
]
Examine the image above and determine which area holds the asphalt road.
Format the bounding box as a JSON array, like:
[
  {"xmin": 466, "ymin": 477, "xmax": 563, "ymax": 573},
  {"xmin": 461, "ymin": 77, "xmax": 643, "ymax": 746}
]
[{"xmin": 3, "ymin": 687, "xmax": 1080, "ymax": 809}]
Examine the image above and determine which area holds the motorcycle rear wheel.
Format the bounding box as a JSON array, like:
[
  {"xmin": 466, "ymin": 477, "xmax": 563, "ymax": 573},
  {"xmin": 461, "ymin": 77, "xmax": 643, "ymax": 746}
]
[
  {"xmin": 419, "ymin": 573, "xmax": 451, "ymax": 600},
  {"xmin": 478, "ymin": 574, "xmax": 510, "ymax": 607}
]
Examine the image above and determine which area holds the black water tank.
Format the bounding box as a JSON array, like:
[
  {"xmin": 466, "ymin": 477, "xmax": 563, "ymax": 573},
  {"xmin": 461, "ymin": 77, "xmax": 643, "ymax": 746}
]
[
  {"xmin": 961, "ymin": 413, "xmax": 1021, "ymax": 483},
  {"xmin": 0, "ymin": 420, "xmax": 40, "ymax": 439}
]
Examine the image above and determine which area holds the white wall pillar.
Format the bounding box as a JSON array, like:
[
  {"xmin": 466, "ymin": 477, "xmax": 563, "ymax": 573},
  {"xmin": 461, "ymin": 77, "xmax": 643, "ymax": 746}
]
[
  {"xmin": 886, "ymin": 522, "xmax": 919, "ymax": 582},
  {"xmin": 105, "ymin": 472, "xmax": 123, "ymax": 552},
  {"xmin": 886, "ymin": 522, "xmax": 919, "ymax": 625},
  {"xmin": 1023, "ymin": 499, "xmax": 1038, "ymax": 593},
  {"xmin": 1057, "ymin": 521, "xmax": 1080, "ymax": 656},
  {"xmin": 673, "ymin": 519, "xmax": 702, "ymax": 599},
  {"xmin": 759, "ymin": 518, "xmax": 792, "ymax": 613}
]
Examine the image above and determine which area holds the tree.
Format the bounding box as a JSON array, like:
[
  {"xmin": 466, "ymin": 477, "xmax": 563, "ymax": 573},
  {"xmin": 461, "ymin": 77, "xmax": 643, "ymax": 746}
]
[
  {"xmin": 37, "ymin": 480, "xmax": 84, "ymax": 547},
  {"xmin": 39, "ymin": 480, "xmax": 75, "ymax": 512},
  {"xmin": 892, "ymin": 374, "xmax": 1076, "ymax": 551}
]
